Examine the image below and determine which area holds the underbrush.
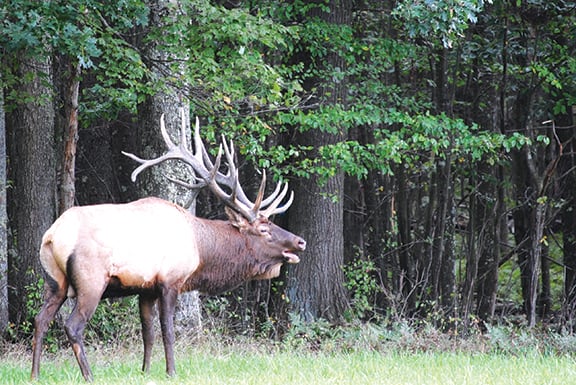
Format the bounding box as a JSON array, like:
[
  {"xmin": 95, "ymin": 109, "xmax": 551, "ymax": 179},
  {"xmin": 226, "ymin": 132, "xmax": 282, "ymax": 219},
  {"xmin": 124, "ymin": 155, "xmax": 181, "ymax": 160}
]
[
  {"xmin": 6, "ymin": 315, "xmax": 576, "ymax": 361},
  {"xmin": 277, "ymin": 319, "xmax": 576, "ymax": 357}
]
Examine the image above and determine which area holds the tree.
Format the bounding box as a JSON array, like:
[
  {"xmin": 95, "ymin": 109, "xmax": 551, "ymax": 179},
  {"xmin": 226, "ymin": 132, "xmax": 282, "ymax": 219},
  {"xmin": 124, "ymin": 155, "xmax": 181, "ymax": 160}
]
[
  {"xmin": 0, "ymin": 0, "xmax": 150, "ymax": 332},
  {"xmin": 134, "ymin": 0, "xmax": 201, "ymax": 332},
  {"xmin": 58, "ymin": 57, "xmax": 81, "ymax": 213},
  {"xmin": 283, "ymin": 0, "xmax": 352, "ymax": 322},
  {"xmin": 5, "ymin": 55, "xmax": 57, "ymax": 327},
  {"xmin": 494, "ymin": 0, "xmax": 574, "ymax": 327},
  {"xmin": 0, "ymin": 88, "xmax": 7, "ymax": 332}
]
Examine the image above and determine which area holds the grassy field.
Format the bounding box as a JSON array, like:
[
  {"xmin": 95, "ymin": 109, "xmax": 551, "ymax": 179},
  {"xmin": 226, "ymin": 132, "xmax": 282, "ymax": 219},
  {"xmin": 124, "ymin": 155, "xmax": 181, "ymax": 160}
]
[{"xmin": 3, "ymin": 336, "xmax": 576, "ymax": 385}]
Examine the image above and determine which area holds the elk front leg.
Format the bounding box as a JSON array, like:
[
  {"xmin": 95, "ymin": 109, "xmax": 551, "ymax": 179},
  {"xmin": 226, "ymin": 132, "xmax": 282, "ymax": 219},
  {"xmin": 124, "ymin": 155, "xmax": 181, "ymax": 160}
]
[
  {"xmin": 158, "ymin": 286, "xmax": 178, "ymax": 377},
  {"xmin": 139, "ymin": 294, "xmax": 157, "ymax": 373}
]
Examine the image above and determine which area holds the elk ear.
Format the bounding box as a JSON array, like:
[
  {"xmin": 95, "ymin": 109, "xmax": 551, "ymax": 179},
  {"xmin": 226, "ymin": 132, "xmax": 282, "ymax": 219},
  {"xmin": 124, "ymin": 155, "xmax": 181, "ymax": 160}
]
[{"xmin": 225, "ymin": 206, "xmax": 250, "ymax": 230}]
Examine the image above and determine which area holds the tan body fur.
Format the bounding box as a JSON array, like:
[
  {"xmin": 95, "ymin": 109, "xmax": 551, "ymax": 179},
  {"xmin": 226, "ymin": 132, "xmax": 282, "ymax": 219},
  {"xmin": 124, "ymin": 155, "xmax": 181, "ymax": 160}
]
[{"xmin": 41, "ymin": 197, "xmax": 201, "ymax": 298}]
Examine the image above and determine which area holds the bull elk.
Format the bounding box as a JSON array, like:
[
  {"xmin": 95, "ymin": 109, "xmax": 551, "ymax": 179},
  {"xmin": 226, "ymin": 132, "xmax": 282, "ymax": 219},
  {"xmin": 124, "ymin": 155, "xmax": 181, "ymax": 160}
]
[{"xmin": 31, "ymin": 113, "xmax": 306, "ymax": 381}]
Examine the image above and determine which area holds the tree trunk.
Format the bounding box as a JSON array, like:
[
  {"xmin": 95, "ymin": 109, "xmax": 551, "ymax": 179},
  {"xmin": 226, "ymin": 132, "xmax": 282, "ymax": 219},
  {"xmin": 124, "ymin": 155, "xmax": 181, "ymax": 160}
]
[
  {"xmin": 510, "ymin": 93, "xmax": 545, "ymax": 328},
  {"xmin": 0, "ymin": 88, "xmax": 8, "ymax": 333},
  {"xmin": 540, "ymin": 241, "xmax": 551, "ymax": 317},
  {"xmin": 287, "ymin": 158, "xmax": 349, "ymax": 322},
  {"xmin": 462, "ymin": 170, "xmax": 479, "ymax": 324},
  {"xmin": 343, "ymin": 173, "xmax": 365, "ymax": 265},
  {"xmin": 430, "ymin": 46, "xmax": 456, "ymax": 318},
  {"xmin": 556, "ymin": 112, "xmax": 576, "ymax": 326},
  {"xmin": 136, "ymin": 93, "xmax": 203, "ymax": 333},
  {"xmin": 285, "ymin": 0, "xmax": 351, "ymax": 322},
  {"xmin": 134, "ymin": 0, "xmax": 201, "ymax": 333},
  {"xmin": 365, "ymin": 170, "xmax": 394, "ymax": 314},
  {"xmin": 6, "ymin": 56, "xmax": 56, "ymax": 327},
  {"xmin": 395, "ymin": 163, "xmax": 416, "ymax": 315},
  {"xmin": 433, "ymin": 154, "xmax": 455, "ymax": 315},
  {"xmin": 475, "ymin": 164, "xmax": 505, "ymax": 322},
  {"xmin": 59, "ymin": 58, "xmax": 81, "ymax": 213}
]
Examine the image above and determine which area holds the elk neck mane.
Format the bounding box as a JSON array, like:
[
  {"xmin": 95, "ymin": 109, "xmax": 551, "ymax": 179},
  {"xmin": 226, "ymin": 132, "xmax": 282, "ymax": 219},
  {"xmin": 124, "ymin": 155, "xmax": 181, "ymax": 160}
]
[{"xmin": 183, "ymin": 216, "xmax": 279, "ymax": 295}]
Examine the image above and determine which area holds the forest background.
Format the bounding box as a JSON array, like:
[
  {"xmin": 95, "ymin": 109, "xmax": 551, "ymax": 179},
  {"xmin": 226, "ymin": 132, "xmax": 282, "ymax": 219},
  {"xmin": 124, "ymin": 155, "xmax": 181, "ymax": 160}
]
[{"xmin": 0, "ymin": 0, "xmax": 576, "ymax": 349}]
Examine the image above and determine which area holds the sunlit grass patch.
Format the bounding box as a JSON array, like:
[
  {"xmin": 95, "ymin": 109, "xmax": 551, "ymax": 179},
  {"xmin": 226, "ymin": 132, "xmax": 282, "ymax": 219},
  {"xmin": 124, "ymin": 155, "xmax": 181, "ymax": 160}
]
[{"xmin": 3, "ymin": 340, "xmax": 576, "ymax": 385}]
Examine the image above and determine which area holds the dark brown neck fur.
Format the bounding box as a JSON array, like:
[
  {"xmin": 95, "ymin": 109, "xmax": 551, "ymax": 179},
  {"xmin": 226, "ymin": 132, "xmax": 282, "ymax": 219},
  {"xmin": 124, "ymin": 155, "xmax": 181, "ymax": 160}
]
[{"xmin": 182, "ymin": 218, "xmax": 277, "ymax": 295}]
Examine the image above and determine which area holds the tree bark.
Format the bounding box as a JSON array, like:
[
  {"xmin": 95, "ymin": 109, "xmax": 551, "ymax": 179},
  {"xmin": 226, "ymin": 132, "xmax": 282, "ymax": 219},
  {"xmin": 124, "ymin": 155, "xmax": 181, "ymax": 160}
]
[
  {"xmin": 285, "ymin": 0, "xmax": 351, "ymax": 322},
  {"xmin": 59, "ymin": 58, "xmax": 81, "ymax": 213},
  {"xmin": 433, "ymin": 154, "xmax": 455, "ymax": 314},
  {"xmin": 474, "ymin": 164, "xmax": 505, "ymax": 322},
  {"xmin": 561, "ymin": 131, "xmax": 576, "ymax": 326},
  {"xmin": 510, "ymin": 94, "xmax": 545, "ymax": 328},
  {"xmin": 395, "ymin": 146, "xmax": 416, "ymax": 316},
  {"xmin": 6, "ymin": 56, "xmax": 56, "ymax": 326},
  {"xmin": 0, "ymin": 88, "xmax": 8, "ymax": 333},
  {"xmin": 287, "ymin": 157, "xmax": 349, "ymax": 322},
  {"xmin": 134, "ymin": 0, "xmax": 201, "ymax": 333}
]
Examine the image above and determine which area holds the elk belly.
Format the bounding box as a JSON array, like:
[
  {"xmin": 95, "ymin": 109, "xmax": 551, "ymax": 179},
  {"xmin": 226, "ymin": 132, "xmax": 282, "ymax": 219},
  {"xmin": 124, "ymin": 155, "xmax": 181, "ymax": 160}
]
[
  {"xmin": 108, "ymin": 262, "xmax": 158, "ymax": 289},
  {"xmin": 106, "ymin": 239, "xmax": 201, "ymax": 290}
]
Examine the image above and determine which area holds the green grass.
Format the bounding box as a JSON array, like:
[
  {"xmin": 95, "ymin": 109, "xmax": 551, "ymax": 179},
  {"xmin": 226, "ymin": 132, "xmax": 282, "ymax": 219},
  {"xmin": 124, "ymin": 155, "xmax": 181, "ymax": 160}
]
[{"xmin": 3, "ymin": 339, "xmax": 576, "ymax": 385}]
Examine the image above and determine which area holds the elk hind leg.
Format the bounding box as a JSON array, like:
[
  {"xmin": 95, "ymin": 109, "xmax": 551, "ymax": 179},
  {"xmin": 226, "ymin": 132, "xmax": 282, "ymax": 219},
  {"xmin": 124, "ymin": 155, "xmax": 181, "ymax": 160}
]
[
  {"xmin": 158, "ymin": 286, "xmax": 178, "ymax": 377},
  {"xmin": 64, "ymin": 270, "xmax": 106, "ymax": 383},
  {"xmin": 139, "ymin": 294, "xmax": 157, "ymax": 373},
  {"xmin": 31, "ymin": 275, "xmax": 68, "ymax": 380}
]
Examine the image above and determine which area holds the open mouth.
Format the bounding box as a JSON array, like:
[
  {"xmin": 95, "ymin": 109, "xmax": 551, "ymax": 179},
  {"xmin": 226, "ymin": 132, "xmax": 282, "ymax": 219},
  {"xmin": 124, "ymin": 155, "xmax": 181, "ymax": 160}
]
[{"xmin": 282, "ymin": 251, "xmax": 301, "ymax": 264}]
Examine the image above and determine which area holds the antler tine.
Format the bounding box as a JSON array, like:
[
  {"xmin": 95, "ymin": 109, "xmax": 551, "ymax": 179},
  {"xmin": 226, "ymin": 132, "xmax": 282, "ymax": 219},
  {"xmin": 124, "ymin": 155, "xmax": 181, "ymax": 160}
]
[
  {"xmin": 251, "ymin": 170, "xmax": 267, "ymax": 214},
  {"xmin": 122, "ymin": 114, "xmax": 181, "ymax": 182},
  {"xmin": 260, "ymin": 179, "xmax": 283, "ymax": 208},
  {"xmin": 200, "ymin": 142, "xmax": 255, "ymax": 221},
  {"xmin": 218, "ymin": 134, "xmax": 254, "ymax": 208},
  {"xmin": 193, "ymin": 116, "xmax": 208, "ymax": 165},
  {"xmin": 160, "ymin": 113, "xmax": 176, "ymax": 152},
  {"xmin": 122, "ymin": 151, "xmax": 169, "ymax": 182},
  {"xmin": 274, "ymin": 190, "xmax": 295, "ymax": 214},
  {"xmin": 122, "ymin": 113, "xmax": 208, "ymax": 186},
  {"xmin": 166, "ymin": 175, "xmax": 206, "ymax": 191},
  {"xmin": 220, "ymin": 135, "xmax": 237, "ymax": 184},
  {"xmin": 214, "ymin": 137, "xmax": 292, "ymax": 220},
  {"xmin": 260, "ymin": 185, "xmax": 294, "ymax": 218}
]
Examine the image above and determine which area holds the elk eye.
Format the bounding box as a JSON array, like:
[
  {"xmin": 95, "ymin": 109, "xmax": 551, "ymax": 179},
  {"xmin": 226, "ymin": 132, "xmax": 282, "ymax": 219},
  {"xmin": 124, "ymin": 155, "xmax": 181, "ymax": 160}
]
[{"xmin": 258, "ymin": 225, "xmax": 270, "ymax": 235}]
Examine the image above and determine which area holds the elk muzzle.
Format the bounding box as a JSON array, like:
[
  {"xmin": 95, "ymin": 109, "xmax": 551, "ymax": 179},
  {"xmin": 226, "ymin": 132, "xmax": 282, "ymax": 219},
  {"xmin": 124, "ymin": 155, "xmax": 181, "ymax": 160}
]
[{"xmin": 283, "ymin": 236, "xmax": 306, "ymax": 264}]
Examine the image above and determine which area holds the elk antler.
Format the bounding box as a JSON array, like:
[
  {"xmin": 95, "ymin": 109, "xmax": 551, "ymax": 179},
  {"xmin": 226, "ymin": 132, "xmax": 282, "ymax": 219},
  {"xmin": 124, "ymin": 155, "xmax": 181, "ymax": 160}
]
[{"xmin": 122, "ymin": 109, "xmax": 293, "ymax": 222}]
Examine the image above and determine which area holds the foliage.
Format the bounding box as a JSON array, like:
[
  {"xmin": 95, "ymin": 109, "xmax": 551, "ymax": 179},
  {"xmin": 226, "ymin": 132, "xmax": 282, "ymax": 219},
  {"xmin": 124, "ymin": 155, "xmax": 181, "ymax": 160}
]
[
  {"xmin": 261, "ymin": 107, "xmax": 532, "ymax": 185},
  {"xmin": 84, "ymin": 297, "xmax": 140, "ymax": 346},
  {"xmin": 147, "ymin": 0, "xmax": 302, "ymax": 124},
  {"xmin": 393, "ymin": 0, "xmax": 492, "ymax": 48},
  {"xmin": 343, "ymin": 258, "xmax": 383, "ymax": 320},
  {"xmin": 0, "ymin": 0, "xmax": 532, "ymax": 181},
  {"xmin": 5, "ymin": 278, "xmax": 62, "ymax": 351},
  {"xmin": 0, "ymin": 0, "xmax": 150, "ymax": 118}
]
